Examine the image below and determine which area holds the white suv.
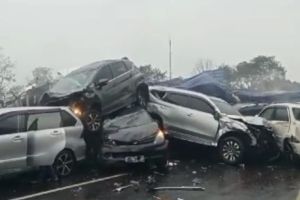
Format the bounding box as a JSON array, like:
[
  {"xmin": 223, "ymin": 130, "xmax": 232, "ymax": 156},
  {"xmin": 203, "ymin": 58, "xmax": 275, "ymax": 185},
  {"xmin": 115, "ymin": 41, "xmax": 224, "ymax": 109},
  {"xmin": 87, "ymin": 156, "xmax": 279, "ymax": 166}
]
[
  {"xmin": 258, "ymin": 103, "xmax": 300, "ymax": 161},
  {"xmin": 0, "ymin": 107, "xmax": 85, "ymax": 177}
]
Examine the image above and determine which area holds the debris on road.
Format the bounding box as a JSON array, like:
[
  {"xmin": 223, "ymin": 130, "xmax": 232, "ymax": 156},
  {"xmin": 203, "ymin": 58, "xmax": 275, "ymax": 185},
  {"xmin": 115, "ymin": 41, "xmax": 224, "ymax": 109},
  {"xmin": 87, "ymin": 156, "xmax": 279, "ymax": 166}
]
[
  {"xmin": 113, "ymin": 180, "xmax": 140, "ymax": 193},
  {"xmin": 192, "ymin": 178, "xmax": 202, "ymax": 186},
  {"xmin": 153, "ymin": 195, "xmax": 162, "ymax": 200},
  {"xmin": 150, "ymin": 186, "xmax": 205, "ymax": 192},
  {"xmin": 192, "ymin": 171, "xmax": 197, "ymax": 175}
]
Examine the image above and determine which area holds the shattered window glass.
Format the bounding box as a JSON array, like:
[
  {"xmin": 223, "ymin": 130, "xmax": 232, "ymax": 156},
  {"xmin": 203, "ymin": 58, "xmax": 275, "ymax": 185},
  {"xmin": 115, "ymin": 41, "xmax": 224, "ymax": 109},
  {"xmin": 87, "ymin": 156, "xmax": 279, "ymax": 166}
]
[
  {"xmin": 104, "ymin": 109, "xmax": 153, "ymax": 129},
  {"xmin": 95, "ymin": 65, "xmax": 113, "ymax": 81}
]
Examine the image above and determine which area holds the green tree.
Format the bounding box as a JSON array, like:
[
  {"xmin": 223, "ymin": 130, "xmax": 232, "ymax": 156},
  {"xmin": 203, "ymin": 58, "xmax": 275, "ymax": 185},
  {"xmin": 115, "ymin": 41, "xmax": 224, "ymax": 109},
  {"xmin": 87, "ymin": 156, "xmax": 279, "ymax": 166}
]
[
  {"xmin": 233, "ymin": 56, "xmax": 286, "ymax": 90},
  {"xmin": 0, "ymin": 49, "xmax": 16, "ymax": 98},
  {"xmin": 28, "ymin": 67, "xmax": 55, "ymax": 86},
  {"xmin": 139, "ymin": 65, "xmax": 167, "ymax": 81}
]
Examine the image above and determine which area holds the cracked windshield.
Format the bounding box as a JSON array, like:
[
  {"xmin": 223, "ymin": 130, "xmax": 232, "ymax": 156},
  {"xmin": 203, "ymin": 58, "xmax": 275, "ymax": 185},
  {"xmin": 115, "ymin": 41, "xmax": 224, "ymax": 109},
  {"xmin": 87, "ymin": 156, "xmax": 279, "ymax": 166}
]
[{"xmin": 0, "ymin": 0, "xmax": 299, "ymax": 200}]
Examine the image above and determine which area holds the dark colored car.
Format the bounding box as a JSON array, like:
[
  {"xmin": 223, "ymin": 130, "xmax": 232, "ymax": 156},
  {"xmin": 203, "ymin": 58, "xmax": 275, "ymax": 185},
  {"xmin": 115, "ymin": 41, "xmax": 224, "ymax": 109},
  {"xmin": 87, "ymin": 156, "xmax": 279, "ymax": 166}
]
[
  {"xmin": 40, "ymin": 58, "xmax": 146, "ymax": 132},
  {"xmin": 102, "ymin": 107, "xmax": 168, "ymax": 168}
]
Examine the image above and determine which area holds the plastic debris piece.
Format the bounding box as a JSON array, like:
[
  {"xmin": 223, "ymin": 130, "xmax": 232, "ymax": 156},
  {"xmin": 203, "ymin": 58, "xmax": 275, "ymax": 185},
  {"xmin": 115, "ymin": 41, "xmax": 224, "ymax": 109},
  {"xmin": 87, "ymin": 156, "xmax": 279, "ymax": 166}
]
[
  {"xmin": 151, "ymin": 186, "xmax": 205, "ymax": 192},
  {"xmin": 192, "ymin": 178, "xmax": 202, "ymax": 186},
  {"xmin": 192, "ymin": 171, "xmax": 197, "ymax": 175}
]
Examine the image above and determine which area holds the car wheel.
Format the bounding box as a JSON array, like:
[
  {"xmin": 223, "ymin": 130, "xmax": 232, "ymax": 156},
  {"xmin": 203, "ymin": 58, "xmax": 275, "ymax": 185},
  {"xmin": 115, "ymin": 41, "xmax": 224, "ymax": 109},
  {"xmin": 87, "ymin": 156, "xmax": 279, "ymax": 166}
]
[
  {"xmin": 218, "ymin": 136, "xmax": 245, "ymax": 165},
  {"xmin": 284, "ymin": 142, "xmax": 296, "ymax": 162},
  {"xmin": 84, "ymin": 109, "xmax": 102, "ymax": 132},
  {"xmin": 137, "ymin": 87, "xmax": 148, "ymax": 107},
  {"xmin": 53, "ymin": 150, "xmax": 76, "ymax": 177}
]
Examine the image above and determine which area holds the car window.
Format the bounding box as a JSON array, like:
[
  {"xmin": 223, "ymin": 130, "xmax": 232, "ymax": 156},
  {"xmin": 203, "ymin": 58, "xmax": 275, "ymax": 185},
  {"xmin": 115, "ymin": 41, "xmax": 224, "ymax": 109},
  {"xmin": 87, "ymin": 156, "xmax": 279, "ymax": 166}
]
[
  {"xmin": 0, "ymin": 114, "xmax": 24, "ymax": 135},
  {"xmin": 273, "ymin": 107, "xmax": 289, "ymax": 121},
  {"xmin": 61, "ymin": 111, "xmax": 77, "ymax": 127},
  {"xmin": 95, "ymin": 65, "xmax": 113, "ymax": 81},
  {"xmin": 260, "ymin": 108, "xmax": 275, "ymax": 120},
  {"xmin": 27, "ymin": 112, "xmax": 62, "ymax": 131},
  {"xmin": 163, "ymin": 93, "xmax": 188, "ymax": 107},
  {"xmin": 110, "ymin": 62, "xmax": 128, "ymax": 77},
  {"xmin": 292, "ymin": 108, "xmax": 300, "ymax": 121},
  {"xmin": 186, "ymin": 97, "xmax": 214, "ymax": 114}
]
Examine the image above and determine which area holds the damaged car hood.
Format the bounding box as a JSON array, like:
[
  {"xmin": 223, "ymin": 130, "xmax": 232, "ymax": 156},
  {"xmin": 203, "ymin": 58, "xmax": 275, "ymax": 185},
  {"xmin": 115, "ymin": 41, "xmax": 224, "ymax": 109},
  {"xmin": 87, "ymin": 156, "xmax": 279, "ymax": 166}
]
[
  {"xmin": 227, "ymin": 115, "xmax": 266, "ymax": 127},
  {"xmin": 104, "ymin": 108, "xmax": 159, "ymax": 143}
]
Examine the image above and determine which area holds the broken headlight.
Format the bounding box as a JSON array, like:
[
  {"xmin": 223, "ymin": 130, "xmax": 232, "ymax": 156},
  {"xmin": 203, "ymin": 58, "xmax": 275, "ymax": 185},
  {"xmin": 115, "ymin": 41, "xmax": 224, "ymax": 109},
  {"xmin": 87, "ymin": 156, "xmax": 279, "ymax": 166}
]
[{"xmin": 154, "ymin": 129, "xmax": 165, "ymax": 145}]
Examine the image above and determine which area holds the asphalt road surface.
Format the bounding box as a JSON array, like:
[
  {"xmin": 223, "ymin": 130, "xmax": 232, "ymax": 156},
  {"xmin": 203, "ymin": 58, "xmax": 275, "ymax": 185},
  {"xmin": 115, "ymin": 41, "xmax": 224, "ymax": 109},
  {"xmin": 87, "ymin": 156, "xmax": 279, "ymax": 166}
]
[{"xmin": 1, "ymin": 139, "xmax": 300, "ymax": 200}]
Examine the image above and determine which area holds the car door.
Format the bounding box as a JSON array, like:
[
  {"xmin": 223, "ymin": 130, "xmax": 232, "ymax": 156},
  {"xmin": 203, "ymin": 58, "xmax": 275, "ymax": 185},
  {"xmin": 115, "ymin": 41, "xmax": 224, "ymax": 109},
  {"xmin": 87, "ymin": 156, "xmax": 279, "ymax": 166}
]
[
  {"xmin": 109, "ymin": 61, "xmax": 133, "ymax": 111},
  {"xmin": 160, "ymin": 92, "xmax": 195, "ymax": 140},
  {"xmin": 183, "ymin": 96, "xmax": 219, "ymax": 144},
  {"xmin": 0, "ymin": 113, "xmax": 27, "ymax": 170},
  {"xmin": 93, "ymin": 65, "xmax": 114, "ymax": 114},
  {"xmin": 26, "ymin": 110, "xmax": 66, "ymax": 166},
  {"xmin": 260, "ymin": 106, "xmax": 290, "ymax": 144}
]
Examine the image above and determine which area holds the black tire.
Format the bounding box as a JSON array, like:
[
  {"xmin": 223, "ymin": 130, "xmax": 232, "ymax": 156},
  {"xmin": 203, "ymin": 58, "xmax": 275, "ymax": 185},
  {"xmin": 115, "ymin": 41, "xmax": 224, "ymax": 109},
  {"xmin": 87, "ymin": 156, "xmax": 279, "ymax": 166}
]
[
  {"xmin": 284, "ymin": 142, "xmax": 297, "ymax": 163},
  {"xmin": 84, "ymin": 109, "xmax": 103, "ymax": 133},
  {"xmin": 53, "ymin": 150, "xmax": 76, "ymax": 177},
  {"xmin": 218, "ymin": 136, "xmax": 245, "ymax": 165}
]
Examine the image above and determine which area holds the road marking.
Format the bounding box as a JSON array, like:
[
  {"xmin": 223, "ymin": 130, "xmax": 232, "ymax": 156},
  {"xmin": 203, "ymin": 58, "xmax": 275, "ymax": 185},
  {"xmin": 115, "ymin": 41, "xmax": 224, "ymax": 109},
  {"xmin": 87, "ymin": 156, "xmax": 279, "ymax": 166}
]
[{"xmin": 11, "ymin": 173, "xmax": 128, "ymax": 200}]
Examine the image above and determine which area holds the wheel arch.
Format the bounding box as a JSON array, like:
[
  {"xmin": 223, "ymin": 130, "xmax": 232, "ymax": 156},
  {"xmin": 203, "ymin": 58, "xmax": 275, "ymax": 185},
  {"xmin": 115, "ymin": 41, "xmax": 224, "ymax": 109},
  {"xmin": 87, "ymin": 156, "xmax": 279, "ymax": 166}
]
[{"xmin": 218, "ymin": 131, "xmax": 252, "ymax": 147}]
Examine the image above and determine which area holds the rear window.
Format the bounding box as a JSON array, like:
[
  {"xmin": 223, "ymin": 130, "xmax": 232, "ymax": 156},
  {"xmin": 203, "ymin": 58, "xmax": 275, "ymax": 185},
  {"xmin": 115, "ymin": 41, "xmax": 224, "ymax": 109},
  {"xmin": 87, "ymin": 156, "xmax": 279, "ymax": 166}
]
[
  {"xmin": 293, "ymin": 108, "xmax": 300, "ymax": 121},
  {"xmin": 61, "ymin": 111, "xmax": 77, "ymax": 127},
  {"xmin": 211, "ymin": 99, "xmax": 241, "ymax": 116}
]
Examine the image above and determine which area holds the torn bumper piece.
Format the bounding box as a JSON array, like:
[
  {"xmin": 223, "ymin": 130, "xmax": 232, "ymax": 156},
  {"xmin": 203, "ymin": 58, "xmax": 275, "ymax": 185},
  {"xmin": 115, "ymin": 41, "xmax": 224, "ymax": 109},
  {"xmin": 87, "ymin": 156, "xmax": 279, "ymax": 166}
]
[{"xmin": 102, "ymin": 141, "xmax": 168, "ymax": 163}]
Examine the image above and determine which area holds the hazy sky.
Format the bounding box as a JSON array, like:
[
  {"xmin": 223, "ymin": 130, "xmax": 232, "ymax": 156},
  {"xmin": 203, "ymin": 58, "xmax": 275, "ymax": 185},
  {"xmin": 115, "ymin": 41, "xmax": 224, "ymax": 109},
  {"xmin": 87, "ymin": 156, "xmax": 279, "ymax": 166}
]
[{"xmin": 0, "ymin": 0, "xmax": 299, "ymax": 84}]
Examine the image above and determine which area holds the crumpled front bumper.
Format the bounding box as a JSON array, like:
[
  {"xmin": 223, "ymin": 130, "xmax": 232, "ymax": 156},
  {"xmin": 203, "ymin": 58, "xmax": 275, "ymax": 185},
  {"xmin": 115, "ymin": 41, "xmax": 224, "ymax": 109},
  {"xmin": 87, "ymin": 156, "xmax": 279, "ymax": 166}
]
[{"xmin": 102, "ymin": 141, "xmax": 168, "ymax": 163}]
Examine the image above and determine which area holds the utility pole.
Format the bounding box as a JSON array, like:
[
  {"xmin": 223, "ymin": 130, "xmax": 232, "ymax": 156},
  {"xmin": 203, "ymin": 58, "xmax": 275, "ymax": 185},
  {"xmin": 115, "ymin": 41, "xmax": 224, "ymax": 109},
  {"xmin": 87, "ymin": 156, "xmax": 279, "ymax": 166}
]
[{"xmin": 169, "ymin": 39, "xmax": 172, "ymax": 80}]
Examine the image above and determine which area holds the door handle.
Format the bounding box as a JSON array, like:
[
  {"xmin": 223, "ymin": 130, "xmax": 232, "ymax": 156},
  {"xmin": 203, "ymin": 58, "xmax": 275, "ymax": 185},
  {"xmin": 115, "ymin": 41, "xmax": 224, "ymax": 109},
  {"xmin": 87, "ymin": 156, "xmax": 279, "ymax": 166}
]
[
  {"xmin": 187, "ymin": 113, "xmax": 193, "ymax": 117},
  {"xmin": 12, "ymin": 136, "xmax": 23, "ymax": 142}
]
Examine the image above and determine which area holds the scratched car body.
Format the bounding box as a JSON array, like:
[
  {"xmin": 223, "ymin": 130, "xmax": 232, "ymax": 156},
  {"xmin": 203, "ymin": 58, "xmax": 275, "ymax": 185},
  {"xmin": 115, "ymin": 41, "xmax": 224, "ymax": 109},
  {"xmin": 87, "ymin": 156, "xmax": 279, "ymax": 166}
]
[
  {"xmin": 40, "ymin": 58, "xmax": 146, "ymax": 133},
  {"xmin": 0, "ymin": 107, "xmax": 85, "ymax": 177},
  {"xmin": 146, "ymin": 86, "xmax": 259, "ymax": 165},
  {"xmin": 258, "ymin": 103, "xmax": 300, "ymax": 161},
  {"xmin": 102, "ymin": 107, "xmax": 168, "ymax": 168}
]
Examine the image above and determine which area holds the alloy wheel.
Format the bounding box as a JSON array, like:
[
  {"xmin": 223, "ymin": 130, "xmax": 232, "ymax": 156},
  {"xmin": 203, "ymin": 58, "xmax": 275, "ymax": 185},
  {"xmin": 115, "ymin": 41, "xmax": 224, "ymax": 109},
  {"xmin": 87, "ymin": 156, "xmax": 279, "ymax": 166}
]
[
  {"xmin": 221, "ymin": 139, "xmax": 242, "ymax": 163},
  {"xmin": 54, "ymin": 151, "xmax": 75, "ymax": 177},
  {"xmin": 86, "ymin": 111, "xmax": 102, "ymax": 132}
]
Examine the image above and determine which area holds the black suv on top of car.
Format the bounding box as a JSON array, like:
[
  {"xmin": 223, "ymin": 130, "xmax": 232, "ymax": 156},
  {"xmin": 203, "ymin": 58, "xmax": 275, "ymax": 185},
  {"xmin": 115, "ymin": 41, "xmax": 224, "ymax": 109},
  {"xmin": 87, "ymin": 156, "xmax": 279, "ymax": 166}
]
[{"xmin": 40, "ymin": 58, "xmax": 146, "ymax": 132}]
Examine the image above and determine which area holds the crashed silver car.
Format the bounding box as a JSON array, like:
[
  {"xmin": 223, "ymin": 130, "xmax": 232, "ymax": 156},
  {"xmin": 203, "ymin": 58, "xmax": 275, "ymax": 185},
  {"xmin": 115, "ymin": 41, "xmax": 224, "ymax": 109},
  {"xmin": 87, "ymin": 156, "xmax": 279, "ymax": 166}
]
[
  {"xmin": 0, "ymin": 107, "xmax": 85, "ymax": 177},
  {"xmin": 258, "ymin": 103, "xmax": 300, "ymax": 161},
  {"xmin": 102, "ymin": 107, "xmax": 168, "ymax": 168},
  {"xmin": 145, "ymin": 86, "xmax": 259, "ymax": 165}
]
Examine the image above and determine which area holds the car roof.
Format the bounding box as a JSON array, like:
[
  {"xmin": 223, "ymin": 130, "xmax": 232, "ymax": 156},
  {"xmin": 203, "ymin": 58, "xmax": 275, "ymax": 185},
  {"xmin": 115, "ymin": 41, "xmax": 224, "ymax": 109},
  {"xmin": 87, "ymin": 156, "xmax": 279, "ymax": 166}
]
[
  {"xmin": 69, "ymin": 59, "xmax": 124, "ymax": 75},
  {"xmin": 0, "ymin": 106, "xmax": 68, "ymax": 115},
  {"xmin": 149, "ymin": 85, "xmax": 227, "ymax": 103}
]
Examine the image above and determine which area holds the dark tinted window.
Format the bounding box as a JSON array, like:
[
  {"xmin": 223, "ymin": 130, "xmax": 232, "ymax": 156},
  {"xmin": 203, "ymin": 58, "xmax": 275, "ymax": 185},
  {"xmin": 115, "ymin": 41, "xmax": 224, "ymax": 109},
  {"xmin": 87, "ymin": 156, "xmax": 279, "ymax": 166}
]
[
  {"xmin": 0, "ymin": 115, "xmax": 23, "ymax": 135},
  {"xmin": 27, "ymin": 112, "xmax": 62, "ymax": 131},
  {"xmin": 273, "ymin": 108, "xmax": 289, "ymax": 121},
  {"xmin": 163, "ymin": 93, "xmax": 188, "ymax": 107},
  {"xmin": 260, "ymin": 108, "xmax": 275, "ymax": 120},
  {"xmin": 187, "ymin": 97, "xmax": 214, "ymax": 114},
  {"xmin": 110, "ymin": 62, "xmax": 128, "ymax": 77},
  {"xmin": 61, "ymin": 111, "xmax": 77, "ymax": 127},
  {"xmin": 293, "ymin": 108, "xmax": 300, "ymax": 121},
  {"xmin": 95, "ymin": 65, "xmax": 113, "ymax": 80}
]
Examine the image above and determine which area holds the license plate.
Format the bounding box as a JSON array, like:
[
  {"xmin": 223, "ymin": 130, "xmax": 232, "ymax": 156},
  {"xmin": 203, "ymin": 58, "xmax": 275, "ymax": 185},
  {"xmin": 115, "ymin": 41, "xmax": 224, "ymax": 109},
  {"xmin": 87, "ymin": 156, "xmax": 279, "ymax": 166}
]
[{"xmin": 125, "ymin": 156, "xmax": 145, "ymax": 163}]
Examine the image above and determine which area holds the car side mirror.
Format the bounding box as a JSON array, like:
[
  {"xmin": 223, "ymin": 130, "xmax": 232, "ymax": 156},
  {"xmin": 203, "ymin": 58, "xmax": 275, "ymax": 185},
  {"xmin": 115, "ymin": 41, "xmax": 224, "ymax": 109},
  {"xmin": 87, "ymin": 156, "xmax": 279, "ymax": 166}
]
[
  {"xmin": 213, "ymin": 111, "xmax": 221, "ymax": 120},
  {"xmin": 95, "ymin": 79, "xmax": 109, "ymax": 89}
]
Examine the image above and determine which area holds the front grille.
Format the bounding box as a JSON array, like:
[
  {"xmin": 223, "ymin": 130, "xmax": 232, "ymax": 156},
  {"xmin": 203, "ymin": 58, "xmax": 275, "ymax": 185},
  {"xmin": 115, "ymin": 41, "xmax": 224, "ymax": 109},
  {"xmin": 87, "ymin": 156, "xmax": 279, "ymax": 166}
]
[{"xmin": 105, "ymin": 134, "xmax": 156, "ymax": 146}]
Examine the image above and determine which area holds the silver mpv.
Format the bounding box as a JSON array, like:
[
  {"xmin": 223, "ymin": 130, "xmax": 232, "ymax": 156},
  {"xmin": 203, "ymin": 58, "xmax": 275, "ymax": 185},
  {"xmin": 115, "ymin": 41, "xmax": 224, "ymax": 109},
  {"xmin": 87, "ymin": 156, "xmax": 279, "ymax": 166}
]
[
  {"xmin": 0, "ymin": 107, "xmax": 85, "ymax": 177},
  {"xmin": 146, "ymin": 86, "xmax": 257, "ymax": 165}
]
